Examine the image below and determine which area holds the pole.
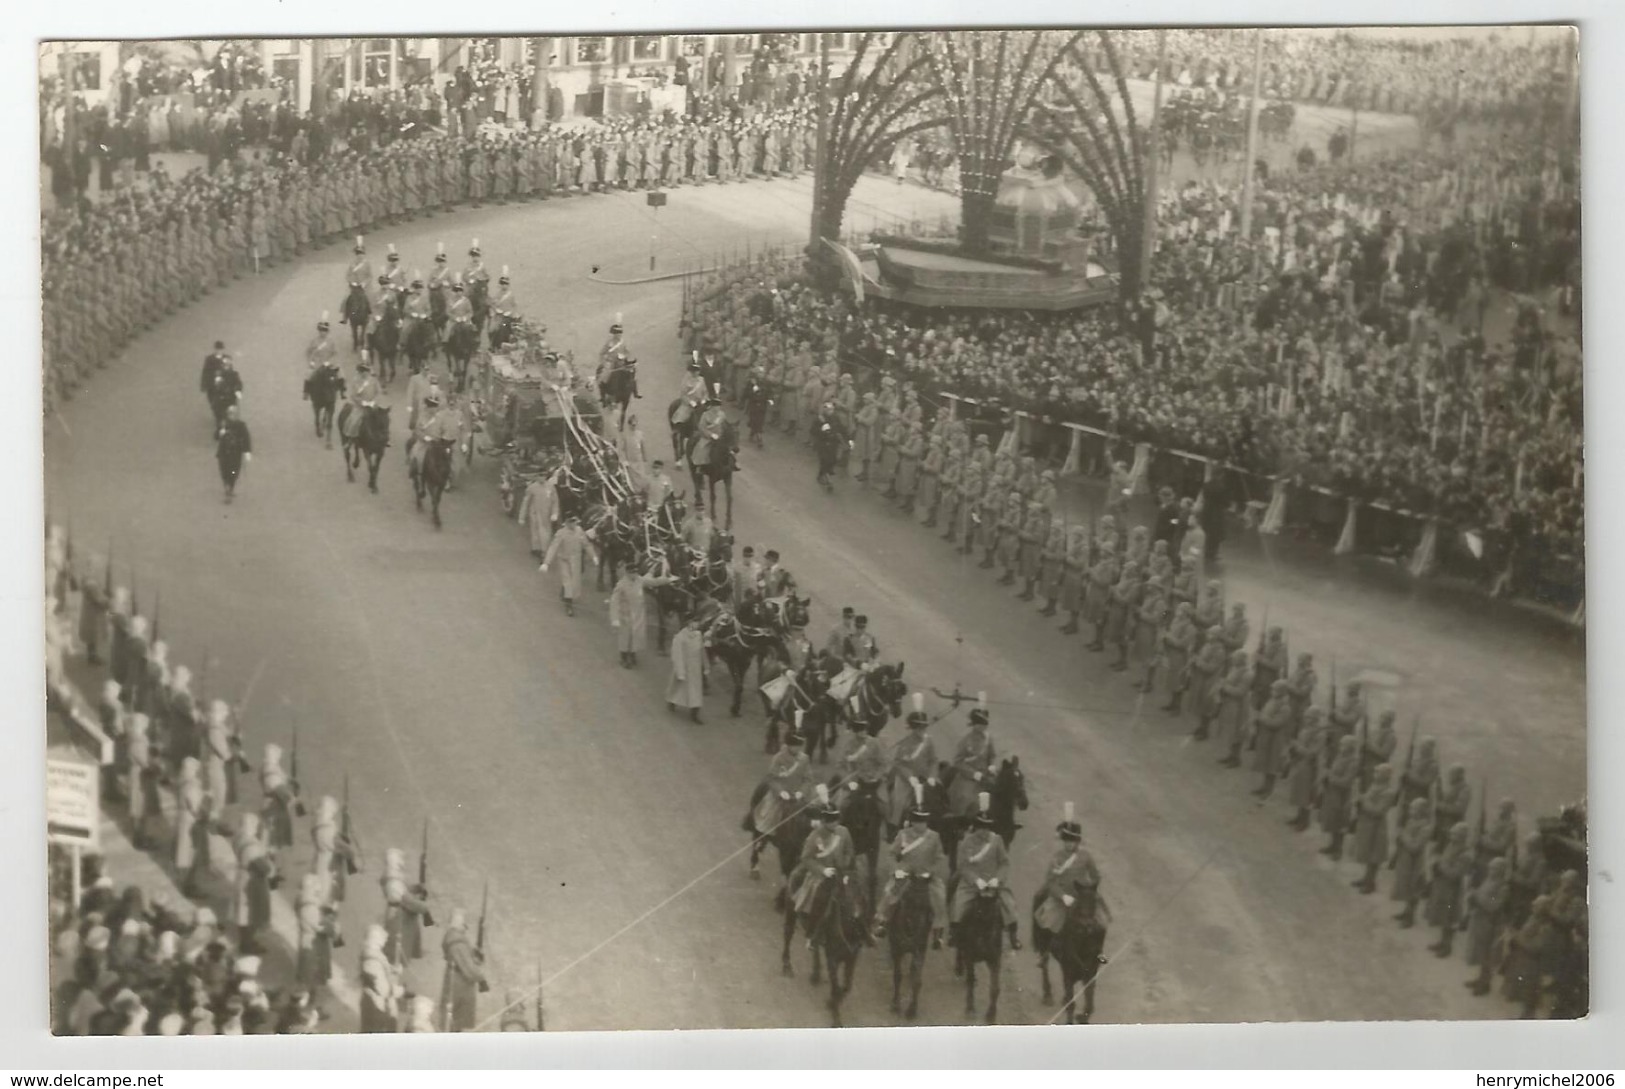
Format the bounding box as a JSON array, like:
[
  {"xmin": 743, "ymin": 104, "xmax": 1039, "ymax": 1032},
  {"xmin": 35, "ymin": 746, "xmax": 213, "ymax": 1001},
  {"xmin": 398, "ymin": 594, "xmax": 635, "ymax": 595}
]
[
  {"xmin": 1238, "ymin": 29, "xmax": 1265, "ymax": 241},
  {"xmin": 810, "ymin": 33, "xmax": 830, "ymax": 248},
  {"xmin": 1140, "ymin": 29, "xmax": 1168, "ymax": 293}
]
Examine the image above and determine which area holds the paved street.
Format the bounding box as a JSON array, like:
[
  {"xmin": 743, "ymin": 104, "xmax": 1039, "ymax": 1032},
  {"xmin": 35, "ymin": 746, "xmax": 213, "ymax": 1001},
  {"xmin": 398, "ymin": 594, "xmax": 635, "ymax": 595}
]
[{"xmin": 45, "ymin": 137, "xmax": 1582, "ymax": 1029}]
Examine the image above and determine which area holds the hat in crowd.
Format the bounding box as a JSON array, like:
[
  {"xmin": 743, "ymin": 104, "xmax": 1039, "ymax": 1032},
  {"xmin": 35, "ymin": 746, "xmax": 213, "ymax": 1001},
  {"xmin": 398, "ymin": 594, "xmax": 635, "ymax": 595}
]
[
  {"xmin": 741, "ymin": 545, "xmax": 754, "ymax": 557},
  {"xmin": 906, "ymin": 692, "xmax": 928, "ymax": 729},
  {"xmin": 317, "ymin": 310, "xmax": 330, "ymax": 331},
  {"xmin": 814, "ymin": 783, "xmax": 840, "ymax": 821},
  {"xmin": 353, "ymin": 236, "xmax": 365, "ymax": 254},
  {"xmin": 854, "ymin": 614, "xmax": 868, "ymax": 627},
  {"xmin": 424, "ymin": 393, "xmax": 441, "ymax": 407},
  {"xmin": 387, "ymin": 244, "xmax": 400, "ymax": 262},
  {"xmin": 687, "ymin": 360, "xmax": 701, "ymax": 372},
  {"xmin": 610, "ymin": 313, "xmax": 624, "ymax": 335},
  {"xmin": 1057, "ymin": 801, "xmax": 1082, "ymax": 842},
  {"xmin": 973, "ymin": 791, "xmax": 996, "ymax": 829},
  {"xmin": 378, "ymin": 274, "xmax": 391, "ymax": 286},
  {"xmin": 764, "ymin": 550, "xmax": 779, "ymax": 562},
  {"xmin": 969, "ymin": 694, "xmax": 990, "ymax": 726},
  {"xmin": 469, "ymin": 238, "xmax": 482, "ymax": 256},
  {"xmin": 435, "ymin": 242, "xmax": 447, "ymax": 263},
  {"xmin": 841, "ymin": 606, "xmax": 854, "ymax": 618},
  {"xmin": 908, "ymin": 783, "xmax": 931, "ymax": 823},
  {"xmin": 499, "ymin": 265, "xmax": 510, "ymax": 285}
]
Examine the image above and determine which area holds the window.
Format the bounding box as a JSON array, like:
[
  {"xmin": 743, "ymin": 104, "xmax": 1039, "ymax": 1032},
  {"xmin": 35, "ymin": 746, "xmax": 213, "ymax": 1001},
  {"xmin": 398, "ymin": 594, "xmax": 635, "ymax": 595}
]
[
  {"xmin": 680, "ymin": 36, "xmax": 708, "ymax": 58},
  {"xmin": 272, "ymin": 56, "xmax": 300, "ymax": 87},
  {"xmin": 732, "ymin": 34, "xmax": 755, "ymax": 53},
  {"xmin": 631, "ymin": 36, "xmax": 665, "ymax": 62},
  {"xmin": 575, "ymin": 37, "xmax": 608, "ymax": 64},
  {"xmin": 820, "ymin": 33, "xmax": 849, "ymax": 52},
  {"xmin": 351, "ymin": 39, "xmax": 394, "ymax": 88}
]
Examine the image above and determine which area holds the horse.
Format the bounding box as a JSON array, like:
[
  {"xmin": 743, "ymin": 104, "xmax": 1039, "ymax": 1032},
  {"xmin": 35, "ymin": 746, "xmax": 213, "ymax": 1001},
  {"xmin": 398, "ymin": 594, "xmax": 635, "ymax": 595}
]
[
  {"xmin": 836, "ymin": 779, "xmax": 885, "ymax": 899},
  {"xmin": 936, "ymin": 756, "xmax": 1029, "ymax": 874},
  {"xmin": 781, "ymin": 871, "xmax": 867, "ymax": 1026},
  {"xmin": 367, "ymin": 303, "xmax": 402, "ymax": 386},
  {"xmin": 337, "ymin": 403, "xmax": 391, "ymax": 493},
  {"xmin": 489, "ymin": 314, "xmax": 517, "ymax": 352},
  {"xmin": 768, "ymin": 661, "xmax": 835, "ymax": 761},
  {"xmin": 600, "ymin": 361, "xmax": 639, "ymax": 432},
  {"xmin": 445, "ymin": 321, "xmax": 479, "ymax": 393},
  {"xmin": 687, "ymin": 418, "xmax": 739, "ymax": 531},
  {"xmin": 706, "ymin": 603, "xmax": 784, "ymax": 718},
  {"xmin": 341, "ymin": 285, "xmax": 371, "ymax": 353},
  {"xmin": 302, "ymin": 366, "xmax": 345, "ymax": 449},
  {"xmin": 886, "ymin": 874, "xmax": 935, "ymax": 1021},
  {"xmin": 1034, "ymin": 888, "xmax": 1111, "ymax": 1025},
  {"xmin": 468, "ymin": 278, "xmax": 491, "ymax": 333},
  {"xmin": 667, "ymin": 397, "xmax": 696, "ymax": 462},
  {"xmin": 744, "ymin": 787, "xmax": 812, "ymax": 907},
  {"xmin": 403, "ymin": 315, "xmax": 437, "ymax": 377},
  {"xmin": 409, "ymin": 437, "xmax": 455, "ymax": 529},
  {"xmin": 953, "ymin": 882, "xmax": 1006, "ymax": 1024},
  {"xmin": 840, "ymin": 662, "xmax": 908, "ymax": 737}
]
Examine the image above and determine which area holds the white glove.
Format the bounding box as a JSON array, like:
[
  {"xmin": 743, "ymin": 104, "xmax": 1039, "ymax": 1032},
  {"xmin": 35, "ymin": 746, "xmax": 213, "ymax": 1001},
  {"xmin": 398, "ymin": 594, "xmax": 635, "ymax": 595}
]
[
  {"xmin": 539, "ymin": 564, "xmax": 548, "ymax": 572},
  {"xmin": 908, "ymin": 776, "xmax": 921, "ymax": 789},
  {"xmin": 988, "ymin": 878, "xmax": 999, "ymax": 888},
  {"xmin": 847, "ymin": 782, "xmax": 857, "ymax": 792},
  {"xmin": 793, "ymin": 791, "xmax": 804, "ymax": 800},
  {"xmin": 243, "ymin": 453, "xmax": 252, "ymax": 462},
  {"xmin": 779, "ymin": 791, "xmax": 790, "ymax": 800},
  {"xmin": 822, "ymin": 867, "xmax": 836, "ymax": 878},
  {"xmin": 975, "ymin": 878, "xmax": 988, "ymax": 890},
  {"xmin": 971, "ymin": 771, "xmax": 982, "ymax": 782},
  {"xmin": 1062, "ymin": 894, "xmax": 1076, "ymax": 908},
  {"xmin": 895, "ymin": 870, "xmax": 908, "ymax": 880}
]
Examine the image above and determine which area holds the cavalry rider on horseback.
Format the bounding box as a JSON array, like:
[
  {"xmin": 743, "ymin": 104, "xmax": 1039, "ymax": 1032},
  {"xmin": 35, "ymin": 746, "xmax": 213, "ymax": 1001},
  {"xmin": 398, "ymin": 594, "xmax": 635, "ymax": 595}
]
[
  {"xmin": 870, "ymin": 787, "xmax": 949, "ymax": 949},
  {"xmin": 950, "ymin": 792, "xmax": 1022, "ymax": 950},
  {"xmin": 342, "ymin": 237, "xmax": 373, "ymax": 317},
  {"xmin": 833, "ymin": 715, "xmax": 886, "ymax": 807},
  {"xmin": 411, "ymin": 391, "xmax": 461, "ymax": 475},
  {"xmin": 885, "ymin": 697, "xmax": 939, "ymax": 829},
  {"xmin": 342, "ymin": 354, "xmax": 384, "ymax": 442},
  {"xmin": 599, "ymin": 317, "xmax": 628, "ymax": 374},
  {"xmin": 463, "ymin": 240, "xmax": 490, "ymax": 315},
  {"xmin": 948, "ymin": 706, "xmax": 997, "ymax": 818},
  {"xmin": 428, "ymin": 244, "xmax": 453, "ymax": 333},
  {"xmin": 1032, "ymin": 803, "xmax": 1103, "ymax": 935},
  {"xmin": 749, "ymin": 724, "xmax": 811, "ymax": 869},
  {"xmin": 382, "ymin": 244, "xmax": 408, "ymax": 295},
  {"xmin": 306, "ymin": 313, "xmax": 337, "ymax": 370},
  {"xmin": 404, "ymin": 274, "xmax": 432, "ymax": 333},
  {"xmin": 490, "ymin": 267, "xmax": 518, "ymax": 346},
  {"xmin": 672, "ymin": 358, "xmax": 709, "ymax": 427},
  {"xmin": 789, "ymin": 786, "xmax": 857, "ymax": 918},
  {"xmin": 446, "ymin": 276, "xmax": 475, "ymax": 334}
]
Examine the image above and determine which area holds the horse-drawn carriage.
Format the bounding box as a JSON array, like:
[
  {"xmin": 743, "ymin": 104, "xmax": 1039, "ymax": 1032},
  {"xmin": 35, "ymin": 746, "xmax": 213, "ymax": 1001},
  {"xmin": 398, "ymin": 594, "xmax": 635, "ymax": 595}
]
[{"xmin": 481, "ymin": 348, "xmax": 607, "ymax": 514}]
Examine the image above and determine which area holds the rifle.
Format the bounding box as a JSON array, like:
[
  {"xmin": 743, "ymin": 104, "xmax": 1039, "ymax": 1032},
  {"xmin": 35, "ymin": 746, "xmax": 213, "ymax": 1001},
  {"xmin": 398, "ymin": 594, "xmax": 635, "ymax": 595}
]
[
  {"xmin": 475, "ymin": 881, "xmax": 491, "ymax": 993},
  {"xmin": 418, "ymin": 817, "xmax": 436, "ymax": 927},
  {"xmin": 289, "ymin": 719, "xmax": 308, "ymax": 818},
  {"xmin": 341, "ymin": 774, "xmax": 363, "ymax": 875}
]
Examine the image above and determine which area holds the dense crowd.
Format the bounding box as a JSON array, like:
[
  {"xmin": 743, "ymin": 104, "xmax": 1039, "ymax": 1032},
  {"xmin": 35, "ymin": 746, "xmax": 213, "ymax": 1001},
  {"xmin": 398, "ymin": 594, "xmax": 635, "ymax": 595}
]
[
  {"xmin": 682, "ymin": 128, "xmax": 1581, "ymax": 594},
  {"xmin": 39, "ymin": 90, "xmax": 822, "ymax": 417}
]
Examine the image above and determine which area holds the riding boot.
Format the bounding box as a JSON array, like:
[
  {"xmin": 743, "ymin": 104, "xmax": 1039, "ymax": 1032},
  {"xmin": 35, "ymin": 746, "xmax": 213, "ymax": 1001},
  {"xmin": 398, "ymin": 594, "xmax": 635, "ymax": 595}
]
[
  {"xmin": 1007, "ymin": 923, "xmax": 1022, "ymax": 951},
  {"xmin": 1040, "ymin": 598, "xmax": 1057, "ymax": 616},
  {"xmin": 1288, "ymin": 806, "xmax": 1310, "ymax": 831},
  {"xmin": 1061, "ymin": 614, "xmax": 1080, "ymax": 635},
  {"xmin": 1251, "ymin": 774, "xmax": 1275, "ymax": 799}
]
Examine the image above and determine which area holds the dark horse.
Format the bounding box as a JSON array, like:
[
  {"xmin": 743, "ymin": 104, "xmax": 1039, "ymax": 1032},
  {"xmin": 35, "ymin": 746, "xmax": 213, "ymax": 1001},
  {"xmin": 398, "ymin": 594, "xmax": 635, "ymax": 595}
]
[
  {"xmin": 368, "ymin": 302, "xmax": 401, "ymax": 386},
  {"xmin": 341, "ymin": 285, "xmax": 371, "ymax": 353},
  {"xmin": 744, "ymin": 788, "xmax": 812, "ymax": 907},
  {"xmin": 403, "ymin": 316, "xmax": 437, "ymax": 376},
  {"xmin": 409, "ymin": 437, "xmax": 455, "ymax": 529},
  {"xmin": 937, "ymin": 756, "xmax": 1030, "ymax": 875},
  {"xmin": 953, "ymin": 883, "xmax": 1006, "ymax": 1023},
  {"xmin": 338, "ymin": 403, "xmax": 391, "ymax": 493},
  {"xmin": 600, "ymin": 360, "xmax": 640, "ymax": 432},
  {"xmin": 840, "ymin": 662, "xmax": 909, "ymax": 738},
  {"xmin": 837, "ymin": 780, "xmax": 886, "ymax": 901},
  {"xmin": 706, "ymin": 606, "xmax": 784, "ymax": 718},
  {"xmin": 445, "ymin": 321, "xmax": 480, "ymax": 393},
  {"xmin": 302, "ymin": 366, "xmax": 345, "ymax": 449},
  {"xmin": 768, "ymin": 660, "xmax": 835, "ymax": 762},
  {"xmin": 689, "ymin": 422, "xmax": 739, "ymax": 532},
  {"xmin": 887, "ymin": 874, "xmax": 935, "ymax": 1021},
  {"xmin": 1035, "ymin": 888, "xmax": 1111, "ymax": 1024},
  {"xmin": 667, "ymin": 398, "xmax": 696, "ymax": 463},
  {"xmin": 781, "ymin": 872, "xmax": 867, "ymax": 1027}
]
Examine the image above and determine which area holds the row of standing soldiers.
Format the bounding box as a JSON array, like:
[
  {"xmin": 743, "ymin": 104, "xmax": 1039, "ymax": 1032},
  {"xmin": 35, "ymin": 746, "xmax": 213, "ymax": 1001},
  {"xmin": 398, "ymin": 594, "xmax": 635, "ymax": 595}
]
[
  {"xmin": 42, "ymin": 106, "xmax": 820, "ymax": 416},
  {"xmin": 45, "ymin": 525, "xmax": 497, "ymax": 1032}
]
